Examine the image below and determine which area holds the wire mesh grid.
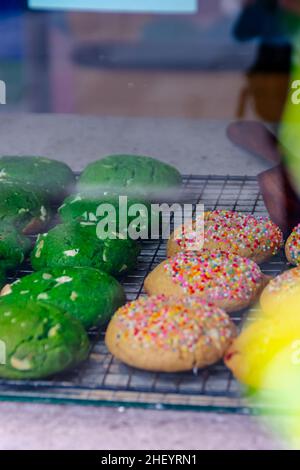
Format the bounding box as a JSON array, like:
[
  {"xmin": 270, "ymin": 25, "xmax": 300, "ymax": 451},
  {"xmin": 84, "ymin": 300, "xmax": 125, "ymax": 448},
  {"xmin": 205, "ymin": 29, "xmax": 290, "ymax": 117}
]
[{"xmin": 0, "ymin": 175, "xmax": 288, "ymax": 413}]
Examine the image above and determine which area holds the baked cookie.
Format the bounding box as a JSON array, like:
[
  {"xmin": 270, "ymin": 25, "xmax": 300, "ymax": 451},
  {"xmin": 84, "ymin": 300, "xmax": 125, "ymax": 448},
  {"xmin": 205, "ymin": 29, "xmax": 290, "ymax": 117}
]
[
  {"xmin": 1, "ymin": 267, "xmax": 126, "ymax": 329},
  {"xmin": 0, "ymin": 222, "xmax": 31, "ymax": 271},
  {"xmin": 59, "ymin": 191, "xmax": 154, "ymax": 239},
  {"xmin": 144, "ymin": 251, "xmax": 269, "ymax": 312},
  {"xmin": 0, "ymin": 269, "xmax": 6, "ymax": 290},
  {"xmin": 31, "ymin": 222, "xmax": 140, "ymax": 276},
  {"xmin": 105, "ymin": 295, "xmax": 236, "ymax": 372},
  {"xmin": 225, "ymin": 312, "xmax": 300, "ymax": 389},
  {"xmin": 0, "ymin": 298, "xmax": 89, "ymax": 379},
  {"xmin": 0, "ymin": 180, "xmax": 49, "ymax": 234},
  {"xmin": 260, "ymin": 267, "xmax": 300, "ymax": 316},
  {"xmin": 0, "ymin": 155, "xmax": 75, "ymax": 202},
  {"xmin": 168, "ymin": 210, "xmax": 283, "ymax": 263},
  {"xmin": 285, "ymin": 224, "xmax": 300, "ymax": 265},
  {"xmin": 78, "ymin": 154, "xmax": 182, "ymax": 200}
]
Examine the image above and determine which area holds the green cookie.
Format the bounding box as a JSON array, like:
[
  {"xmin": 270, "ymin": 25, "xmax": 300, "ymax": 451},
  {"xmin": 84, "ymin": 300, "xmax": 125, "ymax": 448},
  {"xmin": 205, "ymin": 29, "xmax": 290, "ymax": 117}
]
[
  {"xmin": 3, "ymin": 267, "xmax": 126, "ymax": 329},
  {"xmin": 0, "ymin": 222, "xmax": 31, "ymax": 272},
  {"xmin": 58, "ymin": 191, "xmax": 159, "ymax": 239},
  {"xmin": 78, "ymin": 154, "xmax": 182, "ymax": 199},
  {"xmin": 0, "ymin": 155, "xmax": 76, "ymax": 202},
  {"xmin": 0, "ymin": 269, "xmax": 6, "ymax": 289},
  {"xmin": 31, "ymin": 222, "xmax": 140, "ymax": 276},
  {"xmin": 0, "ymin": 298, "xmax": 90, "ymax": 379},
  {"xmin": 0, "ymin": 180, "xmax": 49, "ymax": 234}
]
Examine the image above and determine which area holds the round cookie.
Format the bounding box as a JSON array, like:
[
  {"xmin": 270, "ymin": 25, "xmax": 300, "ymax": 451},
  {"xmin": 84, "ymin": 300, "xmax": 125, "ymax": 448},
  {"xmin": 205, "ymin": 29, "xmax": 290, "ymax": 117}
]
[
  {"xmin": 285, "ymin": 223, "xmax": 300, "ymax": 265},
  {"xmin": 0, "ymin": 180, "xmax": 49, "ymax": 234},
  {"xmin": 167, "ymin": 210, "xmax": 283, "ymax": 263},
  {"xmin": 260, "ymin": 267, "xmax": 300, "ymax": 316},
  {"xmin": 0, "ymin": 155, "xmax": 75, "ymax": 202},
  {"xmin": 0, "ymin": 298, "xmax": 90, "ymax": 379},
  {"xmin": 0, "ymin": 222, "xmax": 31, "ymax": 271},
  {"xmin": 30, "ymin": 222, "xmax": 140, "ymax": 276},
  {"xmin": 1, "ymin": 267, "xmax": 126, "ymax": 330},
  {"xmin": 78, "ymin": 154, "xmax": 182, "ymax": 200},
  {"xmin": 59, "ymin": 191, "xmax": 154, "ymax": 239},
  {"xmin": 144, "ymin": 251, "xmax": 269, "ymax": 312},
  {"xmin": 105, "ymin": 295, "xmax": 236, "ymax": 372}
]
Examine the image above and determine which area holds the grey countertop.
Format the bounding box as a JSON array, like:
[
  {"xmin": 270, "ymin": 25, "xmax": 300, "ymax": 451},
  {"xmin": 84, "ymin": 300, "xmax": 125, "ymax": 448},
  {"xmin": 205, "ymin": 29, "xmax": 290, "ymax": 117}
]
[
  {"xmin": 0, "ymin": 114, "xmax": 270, "ymax": 174},
  {"xmin": 0, "ymin": 403, "xmax": 282, "ymax": 450},
  {"xmin": 0, "ymin": 113, "xmax": 279, "ymax": 450}
]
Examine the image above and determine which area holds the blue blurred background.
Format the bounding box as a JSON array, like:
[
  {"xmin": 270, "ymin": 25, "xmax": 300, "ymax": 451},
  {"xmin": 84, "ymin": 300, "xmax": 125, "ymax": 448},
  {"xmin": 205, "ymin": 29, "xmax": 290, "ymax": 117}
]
[{"xmin": 29, "ymin": 0, "xmax": 197, "ymax": 13}]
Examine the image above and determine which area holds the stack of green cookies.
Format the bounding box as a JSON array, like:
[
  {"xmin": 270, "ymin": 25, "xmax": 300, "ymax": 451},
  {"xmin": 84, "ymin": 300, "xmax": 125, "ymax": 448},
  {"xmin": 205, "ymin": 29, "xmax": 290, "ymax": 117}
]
[
  {"xmin": 0, "ymin": 155, "xmax": 76, "ymax": 284},
  {"xmin": 0, "ymin": 153, "xmax": 182, "ymax": 379},
  {"xmin": 0, "ymin": 156, "xmax": 93, "ymax": 379}
]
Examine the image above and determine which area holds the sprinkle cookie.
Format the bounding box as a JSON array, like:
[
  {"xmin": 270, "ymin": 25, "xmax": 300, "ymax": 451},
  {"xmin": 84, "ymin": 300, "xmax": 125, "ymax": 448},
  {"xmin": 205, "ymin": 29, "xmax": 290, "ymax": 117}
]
[
  {"xmin": 285, "ymin": 224, "xmax": 300, "ymax": 265},
  {"xmin": 167, "ymin": 210, "xmax": 283, "ymax": 263},
  {"xmin": 144, "ymin": 251, "xmax": 269, "ymax": 312},
  {"xmin": 105, "ymin": 295, "xmax": 236, "ymax": 372},
  {"xmin": 260, "ymin": 267, "xmax": 300, "ymax": 315}
]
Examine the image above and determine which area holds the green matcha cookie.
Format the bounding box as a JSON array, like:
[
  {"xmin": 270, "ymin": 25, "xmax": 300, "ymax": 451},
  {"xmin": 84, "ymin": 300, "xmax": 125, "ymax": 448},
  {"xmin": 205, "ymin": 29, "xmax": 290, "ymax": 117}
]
[
  {"xmin": 0, "ymin": 155, "xmax": 75, "ymax": 202},
  {"xmin": 58, "ymin": 191, "xmax": 159, "ymax": 239},
  {"xmin": 0, "ymin": 298, "xmax": 90, "ymax": 379},
  {"xmin": 78, "ymin": 154, "xmax": 182, "ymax": 199},
  {"xmin": 0, "ymin": 269, "xmax": 6, "ymax": 289},
  {"xmin": 31, "ymin": 222, "xmax": 140, "ymax": 276},
  {"xmin": 0, "ymin": 222, "xmax": 31, "ymax": 271},
  {"xmin": 2, "ymin": 267, "xmax": 126, "ymax": 329},
  {"xmin": 0, "ymin": 180, "xmax": 50, "ymax": 234}
]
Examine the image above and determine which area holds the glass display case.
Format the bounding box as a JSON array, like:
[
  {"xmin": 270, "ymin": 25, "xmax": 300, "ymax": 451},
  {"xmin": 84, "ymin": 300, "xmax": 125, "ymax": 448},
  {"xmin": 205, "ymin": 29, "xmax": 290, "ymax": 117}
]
[{"xmin": 0, "ymin": 0, "xmax": 298, "ymax": 415}]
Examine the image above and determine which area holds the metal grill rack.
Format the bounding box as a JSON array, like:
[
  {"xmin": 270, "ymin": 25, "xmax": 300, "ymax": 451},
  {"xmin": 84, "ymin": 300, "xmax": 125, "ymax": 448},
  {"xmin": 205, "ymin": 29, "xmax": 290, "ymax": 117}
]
[{"xmin": 0, "ymin": 175, "xmax": 289, "ymax": 413}]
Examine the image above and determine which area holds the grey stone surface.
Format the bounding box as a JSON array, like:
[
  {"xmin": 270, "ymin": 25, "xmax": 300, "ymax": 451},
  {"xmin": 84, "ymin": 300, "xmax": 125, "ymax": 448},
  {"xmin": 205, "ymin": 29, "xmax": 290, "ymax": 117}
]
[
  {"xmin": 0, "ymin": 114, "xmax": 270, "ymax": 174},
  {"xmin": 0, "ymin": 403, "xmax": 281, "ymax": 450}
]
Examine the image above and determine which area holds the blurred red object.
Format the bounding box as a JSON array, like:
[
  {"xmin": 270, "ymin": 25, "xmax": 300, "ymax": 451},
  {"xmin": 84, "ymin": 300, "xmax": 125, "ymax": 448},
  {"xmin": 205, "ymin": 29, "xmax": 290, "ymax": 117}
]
[{"xmin": 280, "ymin": 0, "xmax": 300, "ymax": 14}]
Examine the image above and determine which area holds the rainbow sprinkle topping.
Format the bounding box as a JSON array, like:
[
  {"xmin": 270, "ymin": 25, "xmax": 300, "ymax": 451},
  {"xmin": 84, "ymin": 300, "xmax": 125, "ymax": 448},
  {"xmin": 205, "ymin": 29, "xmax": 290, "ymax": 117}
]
[
  {"xmin": 287, "ymin": 224, "xmax": 300, "ymax": 264},
  {"xmin": 175, "ymin": 210, "xmax": 283, "ymax": 257},
  {"xmin": 164, "ymin": 250, "xmax": 263, "ymax": 301},
  {"xmin": 113, "ymin": 295, "xmax": 233, "ymax": 352}
]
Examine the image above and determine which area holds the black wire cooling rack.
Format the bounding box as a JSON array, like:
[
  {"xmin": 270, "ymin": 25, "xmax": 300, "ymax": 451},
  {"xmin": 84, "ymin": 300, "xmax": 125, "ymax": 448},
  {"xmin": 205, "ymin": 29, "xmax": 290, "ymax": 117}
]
[{"xmin": 0, "ymin": 175, "xmax": 289, "ymax": 413}]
